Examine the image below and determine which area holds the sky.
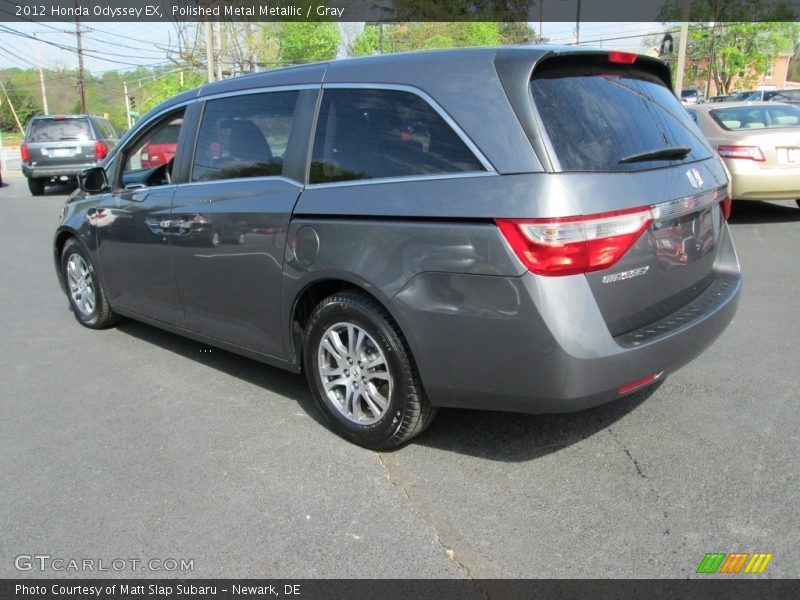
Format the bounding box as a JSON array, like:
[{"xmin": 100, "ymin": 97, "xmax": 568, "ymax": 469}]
[{"xmin": 0, "ymin": 21, "xmax": 667, "ymax": 75}]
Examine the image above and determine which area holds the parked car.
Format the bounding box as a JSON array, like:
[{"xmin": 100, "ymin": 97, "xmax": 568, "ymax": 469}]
[
  {"xmin": 708, "ymin": 94, "xmax": 733, "ymax": 103},
  {"xmin": 54, "ymin": 47, "xmax": 741, "ymax": 448},
  {"xmin": 687, "ymin": 102, "xmax": 800, "ymax": 208},
  {"xmin": 680, "ymin": 88, "xmax": 705, "ymax": 104},
  {"xmin": 21, "ymin": 114, "xmax": 118, "ymax": 196},
  {"xmin": 766, "ymin": 89, "xmax": 800, "ymax": 106},
  {"xmin": 729, "ymin": 90, "xmax": 758, "ymax": 102}
]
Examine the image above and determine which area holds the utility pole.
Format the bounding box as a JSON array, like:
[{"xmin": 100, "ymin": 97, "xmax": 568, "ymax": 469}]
[
  {"xmin": 214, "ymin": 23, "xmax": 223, "ymax": 80},
  {"xmin": 204, "ymin": 21, "xmax": 215, "ymax": 82},
  {"xmin": 574, "ymin": 0, "xmax": 581, "ymax": 44},
  {"xmin": 75, "ymin": 0, "xmax": 87, "ymax": 113},
  {"xmin": 675, "ymin": 0, "xmax": 692, "ymax": 96},
  {"xmin": 34, "ymin": 33, "xmax": 49, "ymax": 114},
  {"xmin": 123, "ymin": 81, "xmax": 132, "ymax": 129}
]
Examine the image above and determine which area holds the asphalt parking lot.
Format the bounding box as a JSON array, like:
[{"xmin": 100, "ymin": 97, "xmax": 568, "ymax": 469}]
[{"xmin": 1, "ymin": 172, "xmax": 798, "ymax": 579}]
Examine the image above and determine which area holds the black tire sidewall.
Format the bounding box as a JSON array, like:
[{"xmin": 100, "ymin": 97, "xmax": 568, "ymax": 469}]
[
  {"xmin": 61, "ymin": 241, "xmax": 102, "ymax": 327},
  {"xmin": 304, "ymin": 298, "xmax": 412, "ymax": 448},
  {"xmin": 28, "ymin": 178, "xmax": 44, "ymax": 196}
]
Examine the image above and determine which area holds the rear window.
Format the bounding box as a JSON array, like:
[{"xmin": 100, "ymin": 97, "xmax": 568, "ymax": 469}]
[
  {"xmin": 310, "ymin": 88, "xmax": 484, "ymax": 184},
  {"xmin": 710, "ymin": 105, "xmax": 800, "ymax": 130},
  {"xmin": 27, "ymin": 118, "xmax": 92, "ymax": 143},
  {"xmin": 531, "ymin": 66, "xmax": 712, "ymax": 172}
]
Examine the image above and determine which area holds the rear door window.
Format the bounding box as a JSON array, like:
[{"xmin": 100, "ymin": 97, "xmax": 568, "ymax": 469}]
[
  {"xmin": 531, "ymin": 67, "xmax": 712, "ymax": 172},
  {"xmin": 310, "ymin": 88, "xmax": 484, "ymax": 184},
  {"xmin": 27, "ymin": 118, "xmax": 92, "ymax": 142},
  {"xmin": 191, "ymin": 91, "xmax": 299, "ymax": 182}
]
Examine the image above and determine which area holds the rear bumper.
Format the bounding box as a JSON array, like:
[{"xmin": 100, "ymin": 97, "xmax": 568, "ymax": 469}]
[
  {"xmin": 22, "ymin": 162, "xmax": 98, "ymax": 180},
  {"xmin": 727, "ymin": 162, "xmax": 800, "ymax": 200},
  {"xmin": 390, "ymin": 224, "xmax": 741, "ymax": 414}
]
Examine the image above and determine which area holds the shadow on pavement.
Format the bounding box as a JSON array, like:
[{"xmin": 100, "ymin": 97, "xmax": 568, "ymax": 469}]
[
  {"xmin": 115, "ymin": 319, "xmax": 327, "ymax": 428},
  {"xmin": 727, "ymin": 200, "xmax": 800, "ymax": 224},
  {"xmin": 117, "ymin": 318, "xmax": 658, "ymax": 461},
  {"xmin": 405, "ymin": 384, "xmax": 659, "ymax": 462}
]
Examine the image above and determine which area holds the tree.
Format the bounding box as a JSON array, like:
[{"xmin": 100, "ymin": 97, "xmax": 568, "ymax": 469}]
[
  {"xmin": 657, "ymin": 0, "xmax": 798, "ymax": 93},
  {"xmin": 267, "ymin": 22, "xmax": 341, "ymax": 65},
  {"xmin": 349, "ymin": 22, "xmax": 538, "ymax": 57}
]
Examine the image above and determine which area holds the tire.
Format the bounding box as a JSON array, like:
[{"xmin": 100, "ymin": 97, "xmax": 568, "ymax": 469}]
[
  {"xmin": 303, "ymin": 291, "xmax": 437, "ymax": 449},
  {"xmin": 27, "ymin": 177, "xmax": 45, "ymax": 196},
  {"xmin": 61, "ymin": 239, "xmax": 119, "ymax": 329}
]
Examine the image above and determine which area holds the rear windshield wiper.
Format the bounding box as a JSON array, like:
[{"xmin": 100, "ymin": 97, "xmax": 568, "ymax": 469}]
[{"xmin": 619, "ymin": 146, "xmax": 692, "ymax": 164}]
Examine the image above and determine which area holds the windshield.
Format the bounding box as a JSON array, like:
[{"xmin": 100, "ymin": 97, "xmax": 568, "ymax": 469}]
[{"xmin": 531, "ymin": 68, "xmax": 712, "ymax": 172}]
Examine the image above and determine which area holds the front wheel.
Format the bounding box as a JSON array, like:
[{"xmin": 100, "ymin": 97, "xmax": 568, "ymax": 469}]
[
  {"xmin": 303, "ymin": 291, "xmax": 436, "ymax": 449},
  {"xmin": 61, "ymin": 239, "xmax": 119, "ymax": 329}
]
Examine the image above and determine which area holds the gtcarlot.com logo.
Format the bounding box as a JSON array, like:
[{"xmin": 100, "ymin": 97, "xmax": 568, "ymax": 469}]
[
  {"xmin": 696, "ymin": 552, "xmax": 773, "ymax": 574},
  {"xmin": 14, "ymin": 554, "xmax": 194, "ymax": 573}
]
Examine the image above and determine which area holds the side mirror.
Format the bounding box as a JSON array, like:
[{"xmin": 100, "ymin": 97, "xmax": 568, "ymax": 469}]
[{"xmin": 79, "ymin": 167, "xmax": 109, "ymax": 194}]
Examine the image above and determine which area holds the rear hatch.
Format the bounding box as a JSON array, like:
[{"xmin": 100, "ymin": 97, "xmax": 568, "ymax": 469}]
[
  {"xmin": 25, "ymin": 117, "xmax": 98, "ymax": 166},
  {"xmin": 503, "ymin": 52, "xmax": 731, "ymax": 338}
]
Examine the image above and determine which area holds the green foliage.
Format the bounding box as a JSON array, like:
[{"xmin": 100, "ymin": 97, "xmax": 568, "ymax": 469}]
[
  {"xmin": 657, "ymin": 0, "xmax": 798, "ymax": 94},
  {"xmin": 682, "ymin": 22, "xmax": 796, "ymax": 93},
  {"xmin": 393, "ymin": 0, "xmax": 531, "ymax": 21},
  {"xmin": 138, "ymin": 71, "xmax": 206, "ymax": 115},
  {"xmin": 349, "ymin": 22, "xmax": 538, "ymax": 57},
  {"xmin": 265, "ymin": 22, "xmax": 341, "ymax": 65}
]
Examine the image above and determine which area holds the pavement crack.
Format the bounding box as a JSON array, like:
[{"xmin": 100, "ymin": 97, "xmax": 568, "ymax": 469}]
[
  {"xmin": 375, "ymin": 451, "xmax": 499, "ymax": 580},
  {"xmin": 607, "ymin": 427, "xmax": 646, "ymax": 479}
]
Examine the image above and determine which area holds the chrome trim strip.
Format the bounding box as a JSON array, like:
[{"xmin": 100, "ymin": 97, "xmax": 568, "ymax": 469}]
[
  {"xmin": 305, "ymin": 170, "xmax": 497, "ymax": 190},
  {"xmin": 650, "ymin": 185, "xmax": 727, "ymax": 220},
  {"xmin": 178, "ymin": 175, "xmax": 303, "ymax": 189},
  {"xmin": 199, "ymin": 83, "xmax": 320, "ymax": 103},
  {"xmin": 320, "ymin": 82, "xmax": 496, "ymax": 173}
]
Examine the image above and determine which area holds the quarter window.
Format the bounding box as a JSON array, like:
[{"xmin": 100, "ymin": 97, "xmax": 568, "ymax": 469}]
[
  {"xmin": 310, "ymin": 88, "xmax": 484, "ymax": 184},
  {"xmin": 191, "ymin": 91, "xmax": 299, "ymax": 182}
]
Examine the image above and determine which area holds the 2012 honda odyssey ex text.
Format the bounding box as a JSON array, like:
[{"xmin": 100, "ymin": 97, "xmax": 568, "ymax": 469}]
[{"xmin": 54, "ymin": 47, "xmax": 741, "ymax": 448}]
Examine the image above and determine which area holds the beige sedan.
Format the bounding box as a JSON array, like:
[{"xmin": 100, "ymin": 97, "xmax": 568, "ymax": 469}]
[{"xmin": 687, "ymin": 102, "xmax": 800, "ymax": 208}]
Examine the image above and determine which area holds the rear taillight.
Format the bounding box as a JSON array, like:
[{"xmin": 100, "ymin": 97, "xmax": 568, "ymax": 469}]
[
  {"xmin": 20, "ymin": 143, "xmax": 30, "ymax": 162},
  {"xmin": 496, "ymin": 207, "xmax": 653, "ymax": 276},
  {"xmin": 94, "ymin": 141, "xmax": 108, "ymax": 160},
  {"xmin": 721, "ymin": 195, "xmax": 732, "ymax": 220},
  {"xmin": 717, "ymin": 145, "xmax": 765, "ymax": 162}
]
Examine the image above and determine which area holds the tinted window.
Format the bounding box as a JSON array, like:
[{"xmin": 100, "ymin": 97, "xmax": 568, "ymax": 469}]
[
  {"xmin": 27, "ymin": 118, "xmax": 92, "ymax": 142},
  {"xmin": 192, "ymin": 91, "xmax": 298, "ymax": 182},
  {"xmin": 122, "ymin": 112, "xmax": 184, "ymax": 184},
  {"xmin": 310, "ymin": 89, "xmax": 484, "ymax": 184},
  {"xmin": 531, "ymin": 68, "xmax": 712, "ymax": 172},
  {"xmin": 710, "ymin": 105, "xmax": 800, "ymax": 130}
]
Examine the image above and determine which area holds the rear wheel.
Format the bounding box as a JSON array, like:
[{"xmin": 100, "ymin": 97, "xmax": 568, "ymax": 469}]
[
  {"xmin": 303, "ymin": 291, "xmax": 436, "ymax": 449},
  {"xmin": 61, "ymin": 239, "xmax": 119, "ymax": 329},
  {"xmin": 27, "ymin": 177, "xmax": 45, "ymax": 196}
]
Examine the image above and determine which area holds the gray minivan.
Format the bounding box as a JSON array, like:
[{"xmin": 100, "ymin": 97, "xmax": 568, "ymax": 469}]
[
  {"xmin": 22, "ymin": 114, "xmax": 118, "ymax": 196},
  {"xmin": 54, "ymin": 47, "xmax": 741, "ymax": 448}
]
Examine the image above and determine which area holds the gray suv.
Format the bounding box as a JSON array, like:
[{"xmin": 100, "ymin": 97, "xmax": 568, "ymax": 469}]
[
  {"xmin": 54, "ymin": 47, "xmax": 741, "ymax": 448},
  {"xmin": 22, "ymin": 114, "xmax": 118, "ymax": 196}
]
